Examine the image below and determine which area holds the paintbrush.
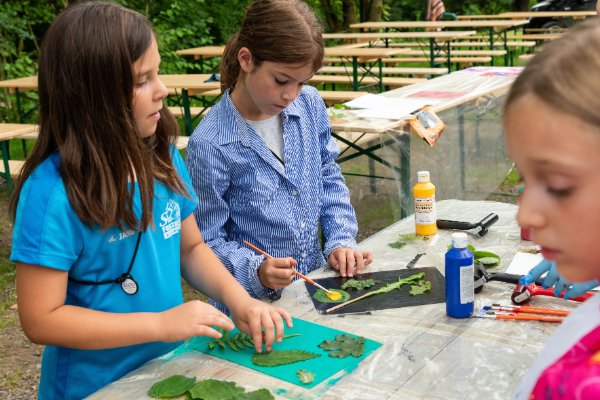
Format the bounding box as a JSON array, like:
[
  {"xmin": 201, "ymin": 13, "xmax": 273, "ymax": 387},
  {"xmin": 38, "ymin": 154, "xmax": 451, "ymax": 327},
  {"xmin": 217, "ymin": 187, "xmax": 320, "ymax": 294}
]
[
  {"xmin": 478, "ymin": 311, "xmax": 564, "ymax": 323},
  {"xmin": 490, "ymin": 303, "xmax": 570, "ymax": 317},
  {"xmin": 242, "ymin": 240, "xmax": 333, "ymax": 295}
]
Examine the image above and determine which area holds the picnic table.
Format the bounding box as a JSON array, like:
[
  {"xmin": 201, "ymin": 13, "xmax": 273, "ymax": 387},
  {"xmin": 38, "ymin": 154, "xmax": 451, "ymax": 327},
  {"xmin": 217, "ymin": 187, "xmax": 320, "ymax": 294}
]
[
  {"xmin": 349, "ymin": 19, "xmax": 529, "ymax": 66},
  {"xmin": 322, "ymin": 31, "xmax": 477, "ymax": 73},
  {"xmin": 86, "ymin": 198, "xmax": 574, "ymax": 400},
  {"xmin": 175, "ymin": 45, "xmax": 411, "ymax": 92},
  {"xmin": 0, "ymin": 74, "xmax": 221, "ymax": 137},
  {"xmin": 329, "ymin": 66, "xmax": 521, "ymax": 217}
]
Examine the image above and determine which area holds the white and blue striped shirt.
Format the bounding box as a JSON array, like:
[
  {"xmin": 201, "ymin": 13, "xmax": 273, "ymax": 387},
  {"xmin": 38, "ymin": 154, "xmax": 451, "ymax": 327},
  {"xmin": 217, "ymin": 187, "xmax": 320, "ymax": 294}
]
[{"xmin": 186, "ymin": 85, "xmax": 358, "ymax": 309}]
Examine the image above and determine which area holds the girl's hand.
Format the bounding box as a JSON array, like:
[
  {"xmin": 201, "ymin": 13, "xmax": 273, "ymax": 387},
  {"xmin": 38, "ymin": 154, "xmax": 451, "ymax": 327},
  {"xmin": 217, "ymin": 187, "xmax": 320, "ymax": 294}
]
[
  {"xmin": 228, "ymin": 299, "xmax": 292, "ymax": 353},
  {"xmin": 158, "ymin": 300, "xmax": 234, "ymax": 342},
  {"xmin": 328, "ymin": 248, "xmax": 373, "ymax": 278},
  {"xmin": 257, "ymin": 257, "xmax": 297, "ymax": 290}
]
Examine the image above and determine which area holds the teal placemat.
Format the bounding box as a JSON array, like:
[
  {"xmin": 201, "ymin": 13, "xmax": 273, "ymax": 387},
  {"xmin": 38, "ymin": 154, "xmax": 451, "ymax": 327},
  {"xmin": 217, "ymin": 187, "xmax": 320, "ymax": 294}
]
[{"xmin": 182, "ymin": 317, "xmax": 381, "ymax": 389}]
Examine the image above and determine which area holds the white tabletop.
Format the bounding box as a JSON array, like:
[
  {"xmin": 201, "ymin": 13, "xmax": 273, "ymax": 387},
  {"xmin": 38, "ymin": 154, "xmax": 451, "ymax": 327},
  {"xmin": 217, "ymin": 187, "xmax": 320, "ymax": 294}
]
[{"xmin": 87, "ymin": 199, "xmax": 577, "ymax": 400}]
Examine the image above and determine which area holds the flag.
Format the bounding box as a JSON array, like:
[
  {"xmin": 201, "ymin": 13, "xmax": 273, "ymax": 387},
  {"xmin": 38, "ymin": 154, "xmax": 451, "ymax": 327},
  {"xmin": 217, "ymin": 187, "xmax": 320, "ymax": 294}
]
[{"xmin": 426, "ymin": 0, "xmax": 446, "ymax": 21}]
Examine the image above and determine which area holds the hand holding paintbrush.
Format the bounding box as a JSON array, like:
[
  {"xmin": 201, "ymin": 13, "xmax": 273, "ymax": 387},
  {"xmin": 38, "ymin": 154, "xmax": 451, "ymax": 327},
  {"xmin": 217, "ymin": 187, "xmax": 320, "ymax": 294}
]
[{"xmin": 243, "ymin": 241, "xmax": 334, "ymax": 295}]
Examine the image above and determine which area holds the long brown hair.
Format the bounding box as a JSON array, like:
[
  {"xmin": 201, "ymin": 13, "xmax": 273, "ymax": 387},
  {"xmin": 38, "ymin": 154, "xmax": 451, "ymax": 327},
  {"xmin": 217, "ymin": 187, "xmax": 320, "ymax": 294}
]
[
  {"xmin": 504, "ymin": 18, "xmax": 600, "ymax": 128},
  {"xmin": 9, "ymin": 1, "xmax": 188, "ymax": 231},
  {"xmin": 220, "ymin": 0, "xmax": 324, "ymax": 91}
]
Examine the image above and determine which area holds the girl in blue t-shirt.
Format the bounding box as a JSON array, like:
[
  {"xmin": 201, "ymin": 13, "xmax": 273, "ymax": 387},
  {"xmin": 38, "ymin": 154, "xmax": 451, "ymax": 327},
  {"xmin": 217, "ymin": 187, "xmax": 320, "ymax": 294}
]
[
  {"xmin": 9, "ymin": 3, "xmax": 291, "ymax": 399},
  {"xmin": 186, "ymin": 0, "xmax": 373, "ymax": 309}
]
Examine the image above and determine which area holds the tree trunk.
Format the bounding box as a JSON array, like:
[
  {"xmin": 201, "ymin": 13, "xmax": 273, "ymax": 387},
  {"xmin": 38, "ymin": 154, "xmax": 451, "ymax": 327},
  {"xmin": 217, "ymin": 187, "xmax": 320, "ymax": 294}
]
[
  {"xmin": 342, "ymin": 0, "xmax": 357, "ymax": 30},
  {"xmin": 360, "ymin": 0, "xmax": 383, "ymax": 22},
  {"xmin": 513, "ymin": 0, "xmax": 530, "ymax": 12},
  {"xmin": 319, "ymin": 0, "xmax": 342, "ymax": 32}
]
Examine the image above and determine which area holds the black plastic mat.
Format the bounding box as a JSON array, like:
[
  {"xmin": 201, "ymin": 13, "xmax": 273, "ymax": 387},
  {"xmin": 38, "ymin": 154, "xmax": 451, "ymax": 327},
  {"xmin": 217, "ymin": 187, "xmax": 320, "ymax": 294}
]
[{"xmin": 305, "ymin": 267, "xmax": 445, "ymax": 314}]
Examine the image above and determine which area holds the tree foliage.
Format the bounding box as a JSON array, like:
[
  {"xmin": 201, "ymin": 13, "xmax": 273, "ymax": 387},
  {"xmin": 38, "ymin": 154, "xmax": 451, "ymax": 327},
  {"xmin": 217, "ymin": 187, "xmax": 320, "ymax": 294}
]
[{"xmin": 0, "ymin": 0, "xmax": 533, "ymax": 123}]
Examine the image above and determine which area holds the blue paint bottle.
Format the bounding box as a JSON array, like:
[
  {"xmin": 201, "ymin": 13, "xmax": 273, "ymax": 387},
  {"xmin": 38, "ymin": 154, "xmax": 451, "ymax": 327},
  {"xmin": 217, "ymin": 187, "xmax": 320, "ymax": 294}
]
[{"xmin": 445, "ymin": 232, "xmax": 474, "ymax": 318}]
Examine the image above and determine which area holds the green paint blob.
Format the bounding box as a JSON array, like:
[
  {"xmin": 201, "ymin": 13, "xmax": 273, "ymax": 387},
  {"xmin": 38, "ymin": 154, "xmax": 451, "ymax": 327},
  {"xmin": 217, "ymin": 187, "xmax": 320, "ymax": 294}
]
[{"xmin": 313, "ymin": 288, "xmax": 350, "ymax": 303}]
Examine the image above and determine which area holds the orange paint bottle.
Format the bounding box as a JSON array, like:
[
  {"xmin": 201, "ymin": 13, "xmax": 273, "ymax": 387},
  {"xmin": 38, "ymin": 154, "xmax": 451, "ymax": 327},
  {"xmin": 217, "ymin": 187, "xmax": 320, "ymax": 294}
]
[{"xmin": 413, "ymin": 171, "xmax": 437, "ymax": 236}]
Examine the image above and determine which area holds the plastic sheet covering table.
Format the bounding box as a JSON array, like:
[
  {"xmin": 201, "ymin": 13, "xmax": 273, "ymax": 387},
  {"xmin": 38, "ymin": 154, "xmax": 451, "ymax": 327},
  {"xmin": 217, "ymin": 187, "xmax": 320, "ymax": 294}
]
[
  {"xmin": 331, "ymin": 66, "xmax": 522, "ymax": 217},
  {"xmin": 87, "ymin": 199, "xmax": 579, "ymax": 400}
]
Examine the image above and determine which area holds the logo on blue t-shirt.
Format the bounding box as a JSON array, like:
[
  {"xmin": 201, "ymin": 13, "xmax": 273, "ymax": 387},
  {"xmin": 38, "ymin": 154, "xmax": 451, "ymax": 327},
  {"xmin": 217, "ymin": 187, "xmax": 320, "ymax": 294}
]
[{"xmin": 160, "ymin": 199, "xmax": 181, "ymax": 239}]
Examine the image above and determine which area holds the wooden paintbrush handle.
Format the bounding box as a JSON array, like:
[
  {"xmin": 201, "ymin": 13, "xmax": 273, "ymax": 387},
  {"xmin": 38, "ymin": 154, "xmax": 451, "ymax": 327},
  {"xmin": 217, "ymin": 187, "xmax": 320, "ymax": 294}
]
[
  {"xmin": 518, "ymin": 306, "xmax": 570, "ymax": 316},
  {"xmin": 325, "ymin": 291, "xmax": 373, "ymax": 313},
  {"xmin": 496, "ymin": 314, "xmax": 563, "ymax": 323}
]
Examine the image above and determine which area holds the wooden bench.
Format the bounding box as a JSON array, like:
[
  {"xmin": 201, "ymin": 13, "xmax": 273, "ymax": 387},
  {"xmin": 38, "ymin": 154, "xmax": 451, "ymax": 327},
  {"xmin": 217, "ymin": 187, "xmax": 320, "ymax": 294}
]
[
  {"xmin": 449, "ymin": 41, "xmax": 537, "ymax": 49},
  {"xmin": 168, "ymin": 106, "xmax": 212, "ymax": 118},
  {"xmin": 386, "ymin": 40, "xmax": 535, "ymax": 49},
  {"xmin": 318, "ymin": 90, "xmax": 367, "ymax": 105},
  {"xmin": 401, "ymin": 49, "xmax": 506, "ymax": 57},
  {"xmin": 327, "ymin": 42, "xmax": 372, "ymax": 49},
  {"xmin": 309, "ymin": 74, "xmax": 425, "ymax": 88},
  {"xmin": 318, "ymin": 66, "xmax": 447, "ymax": 76},
  {"xmin": 0, "ymin": 159, "xmax": 25, "ymax": 179},
  {"xmin": 518, "ymin": 53, "xmax": 537, "ymax": 63},
  {"xmin": 167, "ymin": 87, "xmax": 221, "ymax": 97},
  {"xmin": 381, "ymin": 56, "xmax": 492, "ymax": 65}
]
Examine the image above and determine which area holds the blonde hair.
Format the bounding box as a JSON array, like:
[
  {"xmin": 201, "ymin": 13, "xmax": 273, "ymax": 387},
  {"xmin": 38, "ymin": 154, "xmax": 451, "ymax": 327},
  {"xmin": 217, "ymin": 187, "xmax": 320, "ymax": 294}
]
[
  {"xmin": 505, "ymin": 18, "xmax": 600, "ymax": 128},
  {"xmin": 220, "ymin": 0, "xmax": 324, "ymax": 91}
]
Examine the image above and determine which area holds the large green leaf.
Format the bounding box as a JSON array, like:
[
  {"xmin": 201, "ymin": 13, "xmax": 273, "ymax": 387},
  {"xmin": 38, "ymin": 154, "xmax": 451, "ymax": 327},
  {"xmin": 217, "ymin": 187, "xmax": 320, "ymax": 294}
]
[
  {"xmin": 319, "ymin": 334, "xmax": 365, "ymax": 358},
  {"xmin": 251, "ymin": 350, "xmax": 321, "ymax": 367},
  {"xmin": 148, "ymin": 374, "xmax": 196, "ymax": 398},
  {"xmin": 188, "ymin": 379, "xmax": 244, "ymax": 400}
]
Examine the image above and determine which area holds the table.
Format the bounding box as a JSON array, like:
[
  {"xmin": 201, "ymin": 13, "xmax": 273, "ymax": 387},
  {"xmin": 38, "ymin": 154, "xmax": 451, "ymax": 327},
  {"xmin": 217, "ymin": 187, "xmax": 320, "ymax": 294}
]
[
  {"xmin": 322, "ymin": 47, "xmax": 409, "ymax": 91},
  {"xmin": 498, "ymin": 11, "xmax": 596, "ymax": 19},
  {"xmin": 0, "ymin": 74, "xmax": 221, "ymax": 136},
  {"xmin": 0, "ymin": 123, "xmax": 38, "ymax": 193},
  {"xmin": 349, "ymin": 20, "xmax": 529, "ymax": 66},
  {"xmin": 175, "ymin": 45, "xmax": 411, "ymax": 92},
  {"xmin": 322, "ymin": 31, "xmax": 477, "ymax": 72},
  {"xmin": 88, "ymin": 199, "xmax": 575, "ymax": 400},
  {"xmin": 330, "ymin": 66, "xmax": 520, "ymax": 216},
  {"xmin": 175, "ymin": 46, "xmax": 225, "ymax": 73},
  {"xmin": 456, "ymin": 14, "xmax": 509, "ymax": 20}
]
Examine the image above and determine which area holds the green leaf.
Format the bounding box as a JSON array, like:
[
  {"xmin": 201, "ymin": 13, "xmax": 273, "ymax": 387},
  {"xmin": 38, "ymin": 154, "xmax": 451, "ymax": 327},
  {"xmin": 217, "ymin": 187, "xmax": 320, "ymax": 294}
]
[
  {"xmin": 188, "ymin": 379, "xmax": 244, "ymax": 400},
  {"xmin": 389, "ymin": 233, "xmax": 429, "ymax": 249},
  {"xmin": 473, "ymin": 250, "xmax": 500, "ymax": 260},
  {"xmin": 400, "ymin": 233, "xmax": 428, "ymax": 241},
  {"xmin": 372, "ymin": 272, "xmax": 425, "ymax": 295},
  {"xmin": 252, "ymin": 350, "xmax": 321, "ymax": 367},
  {"xmin": 388, "ymin": 241, "xmax": 407, "ymax": 249},
  {"xmin": 475, "ymin": 256, "xmax": 500, "ymax": 266},
  {"xmin": 235, "ymin": 388, "xmax": 275, "ymax": 399},
  {"xmin": 148, "ymin": 375, "xmax": 196, "ymax": 398},
  {"xmin": 333, "ymin": 103, "xmax": 349, "ymax": 109},
  {"xmin": 296, "ymin": 369, "xmax": 316, "ymax": 384},
  {"xmin": 207, "ymin": 329, "xmax": 300, "ymax": 351},
  {"xmin": 341, "ymin": 278, "xmax": 376, "ymax": 291},
  {"xmin": 409, "ymin": 280, "xmax": 432, "ymax": 295},
  {"xmin": 313, "ymin": 288, "xmax": 350, "ymax": 303},
  {"xmin": 319, "ymin": 334, "xmax": 365, "ymax": 358}
]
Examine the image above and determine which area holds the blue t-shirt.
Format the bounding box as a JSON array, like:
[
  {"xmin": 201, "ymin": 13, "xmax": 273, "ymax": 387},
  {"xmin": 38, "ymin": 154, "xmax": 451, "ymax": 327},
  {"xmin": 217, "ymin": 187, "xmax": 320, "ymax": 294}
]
[{"xmin": 10, "ymin": 148, "xmax": 198, "ymax": 400}]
